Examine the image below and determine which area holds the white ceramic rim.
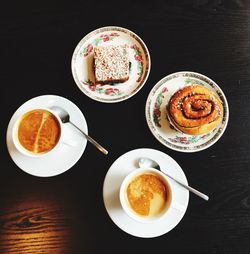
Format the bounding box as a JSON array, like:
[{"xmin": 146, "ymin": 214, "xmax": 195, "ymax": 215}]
[
  {"xmin": 102, "ymin": 148, "xmax": 189, "ymax": 238},
  {"xmin": 71, "ymin": 25, "xmax": 151, "ymax": 103},
  {"xmin": 12, "ymin": 108, "xmax": 63, "ymax": 158},
  {"xmin": 6, "ymin": 94, "xmax": 88, "ymax": 177},
  {"xmin": 119, "ymin": 167, "xmax": 173, "ymax": 223},
  {"xmin": 145, "ymin": 71, "xmax": 229, "ymax": 153}
]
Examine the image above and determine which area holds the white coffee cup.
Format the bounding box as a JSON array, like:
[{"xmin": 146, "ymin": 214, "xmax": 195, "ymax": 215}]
[
  {"xmin": 120, "ymin": 167, "xmax": 173, "ymax": 223},
  {"xmin": 12, "ymin": 108, "xmax": 64, "ymax": 157}
]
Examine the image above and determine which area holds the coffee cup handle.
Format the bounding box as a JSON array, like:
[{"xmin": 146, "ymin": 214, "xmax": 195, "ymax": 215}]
[
  {"xmin": 172, "ymin": 202, "xmax": 186, "ymax": 213},
  {"xmin": 60, "ymin": 123, "xmax": 80, "ymax": 147},
  {"xmin": 61, "ymin": 139, "xmax": 78, "ymax": 147}
]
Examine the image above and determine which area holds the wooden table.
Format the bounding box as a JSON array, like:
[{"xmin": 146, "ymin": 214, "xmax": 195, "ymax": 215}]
[{"xmin": 1, "ymin": 0, "xmax": 250, "ymax": 253}]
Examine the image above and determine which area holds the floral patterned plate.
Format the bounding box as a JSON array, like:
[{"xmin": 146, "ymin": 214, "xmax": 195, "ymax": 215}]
[
  {"xmin": 71, "ymin": 26, "xmax": 151, "ymax": 103},
  {"xmin": 145, "ymin": 71, "xmax": 229, "ymax": 152}
]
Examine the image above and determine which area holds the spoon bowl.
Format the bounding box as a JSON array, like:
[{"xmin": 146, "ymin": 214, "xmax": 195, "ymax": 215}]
[
  {"xmin": 50, "ymin": 106, "xmax": 108, "ymax": 155},
  {"xmin": 138, "ymin": 157, "xmax": 209, "ymax": 201}
]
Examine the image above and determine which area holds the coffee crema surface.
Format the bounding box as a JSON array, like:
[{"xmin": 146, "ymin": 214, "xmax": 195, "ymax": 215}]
[
  {"xmin": 126, "ymin": 173, "xmax": 169, "ymax": 217},
  {"xmin": 17, "ymin": 109, "xmax": 61, "ymax": 154}
]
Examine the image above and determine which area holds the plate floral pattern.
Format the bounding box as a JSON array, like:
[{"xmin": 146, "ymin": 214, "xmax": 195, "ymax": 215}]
[
  {"xmin": 146, "ymin": 72, "xmax": 229, "ymax": 152},
  {"xmin": 71, "ymin": 26, "xmax": 150, "ymax": 103}
]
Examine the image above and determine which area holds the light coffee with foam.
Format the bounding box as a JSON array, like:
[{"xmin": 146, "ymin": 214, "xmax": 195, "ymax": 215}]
[
  {"xmin": 127, "ymin": 173, "xmax": 170, "ymax": 217},
  {"xmin": 120, "ymin": 168, "xmax": 172, "ymax": 222},
  {"xmin": 13, "ymin": 109, "xmax": 61, "ymax": 155}
]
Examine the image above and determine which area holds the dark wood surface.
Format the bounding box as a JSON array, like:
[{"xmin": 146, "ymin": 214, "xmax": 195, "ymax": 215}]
[{"xmin": 1, "ymin": 0, "xmax": 250, "ymax": 253}]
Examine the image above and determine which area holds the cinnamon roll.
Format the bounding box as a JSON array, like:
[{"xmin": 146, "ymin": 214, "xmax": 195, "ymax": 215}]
[{"xmin": 168, "ymin": 84, "xmax": 223, "ymax": 135}]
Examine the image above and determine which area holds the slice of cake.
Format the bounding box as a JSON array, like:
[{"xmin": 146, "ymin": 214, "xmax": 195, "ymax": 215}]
[{"xmin": 94, "ymin": 45, "xmax": 129, "ymax": 84}]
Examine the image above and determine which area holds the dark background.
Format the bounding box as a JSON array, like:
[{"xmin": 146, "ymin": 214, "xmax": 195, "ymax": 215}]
[{"xmin": 1, "ymin": 0, "xmax": 250, "ymax": 253}]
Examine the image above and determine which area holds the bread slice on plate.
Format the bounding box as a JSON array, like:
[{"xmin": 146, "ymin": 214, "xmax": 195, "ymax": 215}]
[{"xmin": 94, "ymin": 45, "xmax": 130, "ymax": 84}]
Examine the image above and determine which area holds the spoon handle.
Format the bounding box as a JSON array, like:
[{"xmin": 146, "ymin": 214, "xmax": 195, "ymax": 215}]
[
  {"xmin": 69, "ymin": 122, "xmax": 108, "ymax": 155},
  {"xmin": 165, "ymin": 173, "xmax": 209, "ymax": 201}
]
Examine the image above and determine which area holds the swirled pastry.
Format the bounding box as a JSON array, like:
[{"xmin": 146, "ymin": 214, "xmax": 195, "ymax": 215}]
[{"xmin": 168, "ymin": 84, "xmax": 223, "ymax": 135}]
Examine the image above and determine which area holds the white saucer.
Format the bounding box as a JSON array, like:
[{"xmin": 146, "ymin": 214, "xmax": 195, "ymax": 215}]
[
  {"xmin": 103, "ymin": 148, "xmax": 189, "ymax": 238},
  {"xmin": 71, "ymin": 26, "xmax": 151, "ymax": 103},
  {"xmin": 6, "ymin": 95, "xmax": 88, "ymax": 177}
]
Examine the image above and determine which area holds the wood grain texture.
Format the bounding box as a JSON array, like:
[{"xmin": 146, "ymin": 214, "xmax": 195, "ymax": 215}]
[
  {"xmin": 1, "ymin": 0, "xmax": 250, "ymax": 253},
  {"xmin": 0, "ymin": 208, "xmax": 70, "ymax": 253},
  {"xmin": 0, "ymin": 190, "xmax": 74, "ymax": 253}
]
